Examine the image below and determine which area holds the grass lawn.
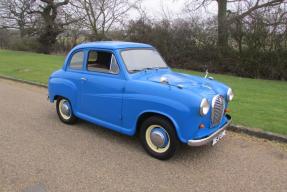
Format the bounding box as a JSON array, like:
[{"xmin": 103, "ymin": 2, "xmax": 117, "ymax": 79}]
[
  {"xmin": 1, "ymin": 49, "xmax": 287, "ymax": 135},
  {"xmin": 0, "ymin": 49, "xmax": 65, "ymax": 84}
]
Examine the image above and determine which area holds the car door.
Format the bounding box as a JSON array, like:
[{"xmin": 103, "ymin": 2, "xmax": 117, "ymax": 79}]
[
  {"xmin": 64, "ymin": 49, "xmax": 86, "ymax": 113},
  {"xmin": 79, "ymin": 49, "xmax": 125, "ymax": 127}
]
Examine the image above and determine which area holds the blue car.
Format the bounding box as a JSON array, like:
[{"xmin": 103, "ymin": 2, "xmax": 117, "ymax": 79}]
[{"xmin": 48, "ymin": 41, "xmax": 233, "ymax": 159}]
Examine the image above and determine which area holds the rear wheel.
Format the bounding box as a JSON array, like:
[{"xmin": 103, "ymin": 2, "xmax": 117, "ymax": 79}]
[
  {"xmin": 140, "ymin": 116, "xmax": 179, "ymax": 160},
  {"xmin": 56, "ymin": 97, "xmax": 77, "ymax": 124}
]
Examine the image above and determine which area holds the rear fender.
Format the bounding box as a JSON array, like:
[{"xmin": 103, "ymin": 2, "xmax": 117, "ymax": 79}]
[{"xmin": 48, "ymin": 78, "xmax": 78, "ymax": 110}]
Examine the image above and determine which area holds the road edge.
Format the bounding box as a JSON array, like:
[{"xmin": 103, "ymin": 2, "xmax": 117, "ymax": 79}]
[
  {"xmin": 0, "ymin": 75, "xmax": 47, "ymax": 88},
  {"xmin": 1, "ymin": 75, "xmax": 286, "ymax": 144},
  {"xmin": 227, "ymin": 125, "xmax": 287, "ymax": 143}
]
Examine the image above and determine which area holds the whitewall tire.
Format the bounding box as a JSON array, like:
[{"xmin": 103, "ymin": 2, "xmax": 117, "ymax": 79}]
[
  {"xmin": 140, "ymin": 116, "xmax": 179, "ymax": 160},
  {"xmin": 56, "ymin": 97, "xmax": 77, "ymax": 124}
]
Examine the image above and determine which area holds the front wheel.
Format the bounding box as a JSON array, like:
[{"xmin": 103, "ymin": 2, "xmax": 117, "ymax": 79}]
[
  {"xmin": 140, "ymin": 116, "xmax": 179, "ymax": 160},
  {"xmin": 56, "ymin": 97, "xmax": 77, "ymax": 124}
]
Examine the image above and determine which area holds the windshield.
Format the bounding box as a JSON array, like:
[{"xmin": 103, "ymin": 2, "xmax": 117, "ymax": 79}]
[{"xmin": 121, "ymin": 49, "xmax": 168, "ymax": 73}]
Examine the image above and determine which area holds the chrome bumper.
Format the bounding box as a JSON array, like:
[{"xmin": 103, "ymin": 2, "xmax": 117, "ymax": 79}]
[{"xmin": 187, "ymin": 115, "xmax": 231, "ymax": 147}]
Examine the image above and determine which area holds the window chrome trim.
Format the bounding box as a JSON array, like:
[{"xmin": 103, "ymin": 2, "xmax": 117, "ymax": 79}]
[
  {"xmin": 86, "ymin": 50, "xmax": 120, "ymax": 75},
  {"xmin": 109, "ymin": 55, "xmax": 120, "ymax": 74},
  {"xmin": 68, "ymin": 50, "xmax": 85, "ymax": 71}
]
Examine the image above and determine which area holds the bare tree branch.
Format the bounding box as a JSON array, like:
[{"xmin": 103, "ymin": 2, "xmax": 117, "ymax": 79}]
[{"xmin": 70, "ymin": 0, "xmax": 141, "ymax": 40}]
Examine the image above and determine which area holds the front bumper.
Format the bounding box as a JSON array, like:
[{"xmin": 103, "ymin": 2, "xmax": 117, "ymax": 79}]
[{"xmin": 187, "ymin": 114, "xmax": 231, "ymax": 146}]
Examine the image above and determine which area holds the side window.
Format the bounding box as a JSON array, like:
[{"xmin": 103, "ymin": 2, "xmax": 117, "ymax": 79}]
[
  {"xmin": 69, "ymin": 51, "xmax": 84, "ymax": 70},
  {"xmin": 110, "ymin": 55, "xmax": 119, "ymax": 74},
  {"xmin": 87, "ymin": 50, "xmax": 119, "ymax": 74}
]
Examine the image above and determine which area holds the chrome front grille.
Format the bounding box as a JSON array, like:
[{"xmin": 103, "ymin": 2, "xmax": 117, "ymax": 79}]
[{"xmin": 211, "ymin": 95, "xmax": 225, "ymax": 127}]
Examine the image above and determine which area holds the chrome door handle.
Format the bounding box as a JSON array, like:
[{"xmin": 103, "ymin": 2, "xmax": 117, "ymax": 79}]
[{"xmin": 81, "ymin": 77, "xmax": 87, "ymax": 81}]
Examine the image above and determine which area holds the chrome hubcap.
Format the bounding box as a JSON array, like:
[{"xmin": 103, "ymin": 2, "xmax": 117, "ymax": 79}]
[
  {"xmin": 59, "ymin": 99, "xmax": 71, "ymax": 120},
  {"xmin": 150, "ymin": 127, "xmax": 169, "ymax": 148},
  {"xmin": 146, "ymin": 125, "xmax": 170, "ymax": 153}
]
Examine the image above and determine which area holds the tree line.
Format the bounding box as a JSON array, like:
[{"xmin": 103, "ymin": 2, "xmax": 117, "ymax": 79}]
[{"xmin": 0, "ymin": 0, "xmax": 287, "ymax": 80}]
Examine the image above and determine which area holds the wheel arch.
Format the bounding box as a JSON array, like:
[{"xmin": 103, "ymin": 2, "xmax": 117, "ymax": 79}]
[
  {"xmin": 135, "ymin": 111, "xmax": 182, "ymax": 142},
  {"xmin": 48, "ymin": 77, "xmax": 78, "ymax": 109},
  {"xmin": 53, "ymin": 95, "xmax": 61, "ymax": 101}
]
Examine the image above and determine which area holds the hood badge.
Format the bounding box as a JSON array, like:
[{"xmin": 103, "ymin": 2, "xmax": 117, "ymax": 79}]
[
  {"xmin": 160, "ymin": 76, "xmax": 184, "ymax": 89},
  {"xmin": 160, "ymin": 76, "xmax": 169, "ymax": 84},
  {"xmin": 159, "ymin": 75, "xmax": 211, "ymax": 90}
]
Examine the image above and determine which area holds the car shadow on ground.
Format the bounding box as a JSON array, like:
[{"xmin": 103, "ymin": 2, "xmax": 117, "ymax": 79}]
[{"xmin": 69, "ymin": 118, "xmax": 215, "ymax": 163}]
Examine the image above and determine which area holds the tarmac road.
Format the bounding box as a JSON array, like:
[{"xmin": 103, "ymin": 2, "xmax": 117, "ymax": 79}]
[{"xmin": 0, "ymin": 79, "xmax": 286, "ymax": 192}]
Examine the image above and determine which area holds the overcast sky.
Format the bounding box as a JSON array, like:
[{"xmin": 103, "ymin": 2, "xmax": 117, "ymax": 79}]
[
  {"xmin": 133, "ymin": 0, "xmax": 218, "ymax": 19},
  {"xmin": 141, "ymin": 0, "xmax": 184, "ymax": 17}
]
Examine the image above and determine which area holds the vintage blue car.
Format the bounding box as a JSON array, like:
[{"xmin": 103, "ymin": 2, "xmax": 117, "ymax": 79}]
[{"xmin": 48, "ymin": 41, "xmax": 233, "ymax": 159}]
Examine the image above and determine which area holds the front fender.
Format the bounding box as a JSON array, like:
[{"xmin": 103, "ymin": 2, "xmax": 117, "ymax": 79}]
[
  {"xmin": 136, "ymin": 109, "xmax": 181, "ymax": 139},
  {"xmin": 123, "ymin": 81, "xmax": 202, "ymax": 143}
]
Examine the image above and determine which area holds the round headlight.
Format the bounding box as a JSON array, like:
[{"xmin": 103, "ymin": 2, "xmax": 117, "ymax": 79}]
[
  {"xmin": 227, "ymin": 88, "xmax": 234, "ymax": 101},
  {"xmin": 200, "ymin": 98, "xmax": 210, "ymax": 116}
]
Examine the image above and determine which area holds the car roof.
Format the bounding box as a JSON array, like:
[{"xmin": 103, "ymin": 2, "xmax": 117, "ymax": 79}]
[{"xmin": 74, "ymin": 41, "xmax": 153, "ymax": 50}]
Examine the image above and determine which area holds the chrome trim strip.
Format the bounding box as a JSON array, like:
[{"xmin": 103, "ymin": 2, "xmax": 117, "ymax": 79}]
[{"xmin": 188, "ymin": 115, "xmax": 231, "ymax": 147}]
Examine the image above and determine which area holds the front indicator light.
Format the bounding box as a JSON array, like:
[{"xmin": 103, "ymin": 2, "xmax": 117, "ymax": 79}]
[
  {"xmin": 224, "ymin": 109, "xmax": 231, "ymax": 113},
  {"xmin": 199, "ymin": 124, "xmax": 205, "ymax": 129}
]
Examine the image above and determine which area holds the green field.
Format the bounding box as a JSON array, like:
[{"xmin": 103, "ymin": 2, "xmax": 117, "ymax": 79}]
[{"xmin": 0, "ymin": 49, "xmax": 286, "ymax": 135}]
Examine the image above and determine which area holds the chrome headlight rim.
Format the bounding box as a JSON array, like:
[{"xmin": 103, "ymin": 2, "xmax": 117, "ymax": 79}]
[
  {"xmin": 227, "ymin": 88, "xmax": 234, "ymax": 101},
  {"xmin": 200, "ymin": 98, "xmax": 210, "ymax": 116}
]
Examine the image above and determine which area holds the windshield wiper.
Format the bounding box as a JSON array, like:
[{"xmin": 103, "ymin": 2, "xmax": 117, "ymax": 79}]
[
  {"xmin": 129, "ymin": 69, "xmax": 142, "ymax": 73},
  {"xmin": 129, "ymin": 68, "xmax": 152, "ymax": 73},
  {"xmin": 130, "ymin": 67, "xmax": 167, "ymax": 73},
  {"xmin": 142, "ymin": 67, "xmax": 153, "ymax": 71}
]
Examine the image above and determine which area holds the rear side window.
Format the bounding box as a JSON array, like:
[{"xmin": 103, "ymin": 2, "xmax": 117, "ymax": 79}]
[
  {"xmin": 69, "ymin": 51, "xmax": 84, "ymax": 70},
  {"xmin": 87, "ymin": 50, "xmax": 119, "ymax": 74}
]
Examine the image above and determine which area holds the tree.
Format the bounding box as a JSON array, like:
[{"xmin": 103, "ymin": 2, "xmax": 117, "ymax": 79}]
[
  {"xmin": 29, "ymin": 0, "xmax": 71, "ymax": 53},
  {"xmin": 0, "ymin": 0, "xmax": 34, "ymax": 37},
  {"xmin": 185, "ymin": 0, "xmax": 286, "ymax": 52},
  {"xmin": 71, "ymin": 0, "xmax": 140, "ymax": 40}
]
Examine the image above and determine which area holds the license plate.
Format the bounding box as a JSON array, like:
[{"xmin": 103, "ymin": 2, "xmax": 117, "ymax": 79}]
[{"xmin": 212, "ymin": 130, "xmax": 226, "ymax": 146}]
